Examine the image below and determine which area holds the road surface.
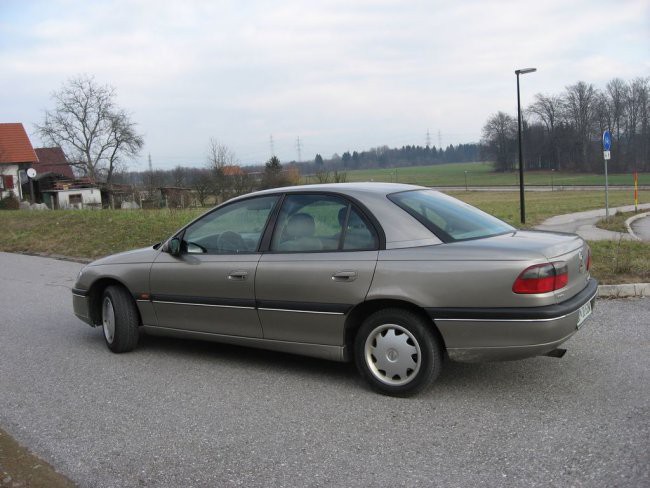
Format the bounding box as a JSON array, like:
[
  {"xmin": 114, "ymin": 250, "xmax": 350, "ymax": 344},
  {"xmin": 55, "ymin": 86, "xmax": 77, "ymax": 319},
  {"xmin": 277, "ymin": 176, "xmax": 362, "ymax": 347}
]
[
  {"xmin": 631, "ymin": 215, "xmax": 650, "ymax": 241},
  {"xmin": 0, "ymin": 252, "xmax": 648, "ymax": 487}
]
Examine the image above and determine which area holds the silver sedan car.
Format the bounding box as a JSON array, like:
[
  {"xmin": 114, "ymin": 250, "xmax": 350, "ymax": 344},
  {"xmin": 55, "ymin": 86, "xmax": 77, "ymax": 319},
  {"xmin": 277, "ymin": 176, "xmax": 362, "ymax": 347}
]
[{"xmin": 73, "ymin": 183, "xmax": 597, "ymax": 395}]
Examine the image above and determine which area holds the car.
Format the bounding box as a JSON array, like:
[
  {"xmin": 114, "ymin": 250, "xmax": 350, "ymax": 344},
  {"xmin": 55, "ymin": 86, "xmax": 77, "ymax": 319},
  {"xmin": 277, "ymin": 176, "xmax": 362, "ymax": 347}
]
[{"xmin": 72, "ymin": 183, "xmax": 597, "ymax": 396}]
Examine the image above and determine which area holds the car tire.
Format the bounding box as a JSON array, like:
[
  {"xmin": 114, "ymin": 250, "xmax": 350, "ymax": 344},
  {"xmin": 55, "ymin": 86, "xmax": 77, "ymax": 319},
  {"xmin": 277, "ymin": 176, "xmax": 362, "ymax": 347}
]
[
  {"xmin": 101, "ymin": 285, "xmax": 140, "ymax": 353},
  {"xmin": 354, "ymin": 308, "xmax": 442, "ymax": 396}
]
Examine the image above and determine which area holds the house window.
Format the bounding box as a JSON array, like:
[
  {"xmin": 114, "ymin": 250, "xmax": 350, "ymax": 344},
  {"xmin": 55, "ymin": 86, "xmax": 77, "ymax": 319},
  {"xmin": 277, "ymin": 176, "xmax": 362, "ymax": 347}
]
[
  {"xmin": 69, "ymin": 194, "xmax": 82, "ymax": 205},
  {"xmin": 1, "ymin": 175, "xmax": 14, "ymax": 189}
]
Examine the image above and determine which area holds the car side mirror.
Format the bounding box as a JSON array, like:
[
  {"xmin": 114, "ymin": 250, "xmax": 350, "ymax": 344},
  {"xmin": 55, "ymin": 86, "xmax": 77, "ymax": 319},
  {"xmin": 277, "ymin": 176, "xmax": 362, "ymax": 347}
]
[{"xmin": 167, "ymin": 237, "xmax": 181, "ymax": 256}]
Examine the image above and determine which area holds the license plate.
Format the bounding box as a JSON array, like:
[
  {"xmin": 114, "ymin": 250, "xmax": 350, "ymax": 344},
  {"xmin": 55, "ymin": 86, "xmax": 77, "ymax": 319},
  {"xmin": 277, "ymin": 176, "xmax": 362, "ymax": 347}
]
[{"xmin": 576, "ymin": 301, "xmax": 592, "ymax": 329}]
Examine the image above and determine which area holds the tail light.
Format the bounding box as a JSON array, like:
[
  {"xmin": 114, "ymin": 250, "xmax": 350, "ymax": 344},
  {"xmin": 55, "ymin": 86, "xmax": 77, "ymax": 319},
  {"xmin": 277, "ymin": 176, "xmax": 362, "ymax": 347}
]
[
  {"xmin": 513, "ymin": 262, "xmax": 568, "ymax": 294},
  {"xmin": 586, "ymin": 246, "xmax": 591, "ymax": 271}
]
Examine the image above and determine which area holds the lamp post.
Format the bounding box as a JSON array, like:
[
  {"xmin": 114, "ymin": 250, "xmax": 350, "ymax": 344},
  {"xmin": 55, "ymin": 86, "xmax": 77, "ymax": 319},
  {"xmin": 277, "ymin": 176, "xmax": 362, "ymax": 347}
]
[
  {"xmin": 515, "ymin": 67, "xmax": 536, "ymax": 224},
  {"xmin": 551, "ymin": 168, "xmax": 555, "ymax": 191}
]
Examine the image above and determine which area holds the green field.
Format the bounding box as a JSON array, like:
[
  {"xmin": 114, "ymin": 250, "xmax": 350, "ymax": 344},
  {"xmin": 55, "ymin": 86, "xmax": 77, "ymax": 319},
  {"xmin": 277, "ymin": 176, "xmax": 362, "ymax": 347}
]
[
  {"xmin": 340, "ymin": 162, "xmax": 648, "ymax": 187},
  {"xmin": 0, "ymin": 189, "xmax": 648, "ymax": 284},
  {"xmin": 450, "ymin": 190, "xmax": 648, "ymax": 227}
]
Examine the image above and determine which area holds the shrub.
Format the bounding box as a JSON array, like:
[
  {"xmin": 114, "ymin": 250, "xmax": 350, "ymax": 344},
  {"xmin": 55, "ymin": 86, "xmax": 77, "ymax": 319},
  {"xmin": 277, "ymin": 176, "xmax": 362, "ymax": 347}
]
[{"xmin": 0, "ymin": 194, "xmax": 20, "ymax": 210}]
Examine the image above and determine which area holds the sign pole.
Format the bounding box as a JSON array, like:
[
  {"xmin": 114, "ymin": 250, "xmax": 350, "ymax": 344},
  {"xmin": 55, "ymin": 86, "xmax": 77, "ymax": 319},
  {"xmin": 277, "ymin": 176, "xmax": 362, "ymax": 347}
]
[
  {"xmin": 634, "ymin": 171, "xmax": 638, "ymax": 212},
  {"xmin": 604, "ymin": 157, "xmax": 609, "ymax": 219},
  {"xmin": 602, "ymin": 130, "xmax": 612, "ymax": 220}
]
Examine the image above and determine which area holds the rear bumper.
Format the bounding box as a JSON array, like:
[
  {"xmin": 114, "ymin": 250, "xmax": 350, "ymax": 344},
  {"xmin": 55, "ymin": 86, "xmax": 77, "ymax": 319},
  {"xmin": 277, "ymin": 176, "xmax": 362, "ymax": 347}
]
[
  {"xmin": 72, "ymin": 288, "xmax": 94, "ymax": 326},
  {"xmin": 428, "ymin": 279, "xmax": 598, "ymax": 362}
]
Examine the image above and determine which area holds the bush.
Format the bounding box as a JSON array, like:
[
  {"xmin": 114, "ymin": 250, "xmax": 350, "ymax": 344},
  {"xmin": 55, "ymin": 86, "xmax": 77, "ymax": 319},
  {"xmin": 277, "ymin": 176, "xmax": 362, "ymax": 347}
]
[{"xmin": 0, "ymin": 194, "xmax": 19, "ymax": 210}]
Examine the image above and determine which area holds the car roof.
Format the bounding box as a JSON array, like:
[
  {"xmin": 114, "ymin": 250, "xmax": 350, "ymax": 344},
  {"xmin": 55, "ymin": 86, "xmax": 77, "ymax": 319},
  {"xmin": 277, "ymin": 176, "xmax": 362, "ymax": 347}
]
[{"xmin": 244, "ymin": 182, "xmax": 426, "ymax": 198}]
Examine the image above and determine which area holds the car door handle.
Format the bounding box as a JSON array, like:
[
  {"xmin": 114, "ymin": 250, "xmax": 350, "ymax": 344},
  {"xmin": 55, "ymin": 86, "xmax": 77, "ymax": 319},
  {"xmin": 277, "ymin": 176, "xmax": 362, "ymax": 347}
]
[
  {"xmin": 228, "ymin": 270, "xmax": 248, "ymax": 280},
  {"xmin": 332, "ymin": 271, "xmax": 357, "ymax": 282}
]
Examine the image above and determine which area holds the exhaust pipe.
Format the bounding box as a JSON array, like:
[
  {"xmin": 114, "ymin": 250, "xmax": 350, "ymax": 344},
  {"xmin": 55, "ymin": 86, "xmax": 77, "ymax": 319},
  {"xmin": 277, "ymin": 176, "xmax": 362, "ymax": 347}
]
[{"xmin": 544, "ymin": 348, "xmax": 567, "ymax": 358}]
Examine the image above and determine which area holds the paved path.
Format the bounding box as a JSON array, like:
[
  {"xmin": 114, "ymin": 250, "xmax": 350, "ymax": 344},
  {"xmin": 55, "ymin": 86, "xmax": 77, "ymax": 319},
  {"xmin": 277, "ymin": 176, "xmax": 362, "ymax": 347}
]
[
  {"xmin": 1, "ymin": 252, "xmax": 649, "ymax": 488},
  {"xmin": 535, "ymin": 203, "xmax": 650, "ymax": 240},
  {"xmin": 630, "ymin": 215, "xmax": 650, "ymax": 241}
]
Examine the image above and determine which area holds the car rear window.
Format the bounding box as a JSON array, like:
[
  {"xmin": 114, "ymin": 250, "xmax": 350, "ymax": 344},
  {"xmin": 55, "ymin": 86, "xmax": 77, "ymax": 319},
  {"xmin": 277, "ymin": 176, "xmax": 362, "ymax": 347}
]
[{"xmin": 388, "ymin": 189, "xmax": 515, "ymax": 242}]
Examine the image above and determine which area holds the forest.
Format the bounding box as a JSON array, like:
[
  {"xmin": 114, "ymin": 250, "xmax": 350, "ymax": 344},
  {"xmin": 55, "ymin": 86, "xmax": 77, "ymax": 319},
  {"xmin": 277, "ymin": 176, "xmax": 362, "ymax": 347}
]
[{"xmin": 481, "ymin": 77, "xmax": 649, "ymax": 173}]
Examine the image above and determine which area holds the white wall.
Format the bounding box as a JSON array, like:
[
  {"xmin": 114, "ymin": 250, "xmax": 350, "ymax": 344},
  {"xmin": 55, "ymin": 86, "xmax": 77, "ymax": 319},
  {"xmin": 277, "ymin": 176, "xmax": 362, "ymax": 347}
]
[
  {"xmin": 0, "ymin": 165, "xmax": 22, "ymax": 199},
  {"xmin": 57, "ymin": 188, "xmax": 102, "ymax": 209}
]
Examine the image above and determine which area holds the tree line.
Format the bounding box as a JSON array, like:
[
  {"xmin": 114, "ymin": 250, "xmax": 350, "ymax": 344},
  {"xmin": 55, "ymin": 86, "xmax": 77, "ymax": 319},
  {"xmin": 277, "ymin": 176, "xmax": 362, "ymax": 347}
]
[
  {"xmin": 482, "ymin": 77, "xmax": 650, "ymax": 173},
  {"xmin": 311, "ymin": 143, "xmax": 481, "ymax": 171},
  {"xmin": 36, "ymin": 74, "xmax": 648, "ymax": 206}
]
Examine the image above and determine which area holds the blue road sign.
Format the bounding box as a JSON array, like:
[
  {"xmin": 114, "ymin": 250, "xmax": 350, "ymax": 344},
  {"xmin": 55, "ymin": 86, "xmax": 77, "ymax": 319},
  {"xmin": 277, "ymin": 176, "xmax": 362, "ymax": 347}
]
[{"xmin": 603, "ymin": 130, "xmax": 612, "ymax": 151}]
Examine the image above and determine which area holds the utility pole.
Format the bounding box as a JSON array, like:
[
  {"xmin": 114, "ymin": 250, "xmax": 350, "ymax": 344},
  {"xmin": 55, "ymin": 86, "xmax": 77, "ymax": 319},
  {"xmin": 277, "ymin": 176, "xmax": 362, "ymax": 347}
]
[
  {"xmin": 269, "ymin": 135, "xmax": 275, "ymax": 157},
  {"xmin": 147, "ymin": 153, "xmax": 154, "ymax": 199},
  {"xmin": 426, "ymin": 129, "xmax": 431, "ymax": 148},
  {"xmin": 295, "ymin": 136, "xmax": 303, "ymax": 163},
  {"xmin": 438, "ymin": 130, "xmax": 442, "ymax": 150}
]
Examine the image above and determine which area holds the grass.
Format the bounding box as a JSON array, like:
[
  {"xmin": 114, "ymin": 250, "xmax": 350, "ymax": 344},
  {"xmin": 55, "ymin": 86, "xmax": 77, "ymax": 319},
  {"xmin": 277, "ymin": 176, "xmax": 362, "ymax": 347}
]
[
  {"xmin": 0, "ymin": 427, "xmax": 75, "ymax": 488},
  {"xmin": 595, "ymin": 210, "xmax": 639, "ymax": 233},
  {"xmin": 0, "ymin": 208, "xmax": 204, "ymax": 260},
  {"xmin": 589, "ymin": 240, "xmax": 650, "ymax": 284},
  {"xmin": 450, "ymin": 189, "xmax": 648, "ymax": 227},
  {"xmin": 337, "ymin": 161, "xmax": 648, "ymax": 187},
  {"xmin": 0, "ymin": 189, "xmax": 648, "ymax": 283}
]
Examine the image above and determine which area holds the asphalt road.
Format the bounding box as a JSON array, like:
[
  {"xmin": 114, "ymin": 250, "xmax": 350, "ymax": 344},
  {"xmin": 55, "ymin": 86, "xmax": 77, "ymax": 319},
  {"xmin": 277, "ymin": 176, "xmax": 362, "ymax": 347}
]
[
  {"xmin": 1, "ymin": 252, "xmax": 648, "ymax": 487},
  {"xmin": 631, "ymin": 215, "xmax": 650, "ymax": 241}
]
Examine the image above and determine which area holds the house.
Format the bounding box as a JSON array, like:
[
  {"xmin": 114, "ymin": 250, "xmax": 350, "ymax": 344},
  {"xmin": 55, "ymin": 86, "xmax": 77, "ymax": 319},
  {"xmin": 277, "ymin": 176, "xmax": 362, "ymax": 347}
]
[
  {"xmin": 158, "ymin": 186, "xmax": 195, "ymax": 208},
  {"xmin": 41, "ymin": 177, "xmax": 102, "ymax": 209},
  {"xmin": 0, "ymin": 123, "xmax": 39, "ymax": 200},
  {"xmin": 33, "ymin": 147, "xmax": 75, "ymax": 178},
  {"xmin": 20, "ymin": 147, "xmax": 78, "ymax": 204}
]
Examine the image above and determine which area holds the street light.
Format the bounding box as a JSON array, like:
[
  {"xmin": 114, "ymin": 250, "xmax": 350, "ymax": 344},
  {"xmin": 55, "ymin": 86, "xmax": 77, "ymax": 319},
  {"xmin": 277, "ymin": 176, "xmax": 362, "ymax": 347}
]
[{"xmin": 515, "ymin": 67, "xmax": 536, "ymax": 224}]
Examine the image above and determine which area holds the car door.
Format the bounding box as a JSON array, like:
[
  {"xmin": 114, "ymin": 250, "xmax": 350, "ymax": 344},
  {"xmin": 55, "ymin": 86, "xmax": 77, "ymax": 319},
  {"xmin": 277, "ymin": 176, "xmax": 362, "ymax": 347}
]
[
  {"xmin": 255, "ymin": 193, "xmax": 380, "ymax": 346},
  {"xmin": 150, "ymin": 195, "xmax": 279, "ymax": 337}
]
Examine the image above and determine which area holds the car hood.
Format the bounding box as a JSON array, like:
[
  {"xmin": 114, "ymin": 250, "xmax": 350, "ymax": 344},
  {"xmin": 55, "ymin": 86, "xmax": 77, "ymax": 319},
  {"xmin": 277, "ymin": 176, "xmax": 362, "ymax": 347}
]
[{"xmin": 89, "ymin": 245, "xmax": 161, "ymax": 266}]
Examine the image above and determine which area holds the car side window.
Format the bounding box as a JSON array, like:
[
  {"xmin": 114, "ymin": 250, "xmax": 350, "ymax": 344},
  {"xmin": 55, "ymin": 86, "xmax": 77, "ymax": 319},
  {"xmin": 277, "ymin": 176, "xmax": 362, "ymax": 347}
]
[
  {"xmin": 270, "ymin": 194, "xmax": 377, "ymax": 252},
  {"xmin": 183, "ymin": 196, "xmax": 278, "ymax": 254}
]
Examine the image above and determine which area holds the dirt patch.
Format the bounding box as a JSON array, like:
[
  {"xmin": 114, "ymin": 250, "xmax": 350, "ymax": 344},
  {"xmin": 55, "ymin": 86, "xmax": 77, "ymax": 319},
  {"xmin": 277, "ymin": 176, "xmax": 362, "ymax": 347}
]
[{"xmin": 0, "ymin": 427, "xmax": 75, "ymax": 488}]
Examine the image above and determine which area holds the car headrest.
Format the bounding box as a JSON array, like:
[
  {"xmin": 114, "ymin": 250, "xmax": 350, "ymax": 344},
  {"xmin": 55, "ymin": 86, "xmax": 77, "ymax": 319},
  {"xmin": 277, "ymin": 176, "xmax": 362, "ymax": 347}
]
[{"xmin": 285, "ymin": 212, "xmax": 316, "ymax": 238}]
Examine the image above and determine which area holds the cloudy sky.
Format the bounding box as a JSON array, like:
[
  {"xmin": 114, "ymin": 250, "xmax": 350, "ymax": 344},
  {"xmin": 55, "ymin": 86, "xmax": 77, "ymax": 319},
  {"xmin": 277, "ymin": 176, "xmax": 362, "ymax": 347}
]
[{"xmin": 1, "ymin": 0, "xmax": 648, "ymax": 169}]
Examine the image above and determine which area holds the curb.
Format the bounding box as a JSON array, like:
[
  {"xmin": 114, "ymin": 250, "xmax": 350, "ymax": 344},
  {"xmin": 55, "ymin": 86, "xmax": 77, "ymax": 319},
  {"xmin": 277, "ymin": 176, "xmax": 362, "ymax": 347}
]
[
  {"xmin": 597, "ymin": 283, "xmax": 650, "ymax": 298},
  {"xmin": 12, "ymin": 251, "xmax": 92, "ymax": 264},
  {"xmin": 625, "ymin": 212, "xmax": 650, "ymax": 241},
  {"xmin": 6, "ymin": 251, "xmax": 649, "ymax": 298}
]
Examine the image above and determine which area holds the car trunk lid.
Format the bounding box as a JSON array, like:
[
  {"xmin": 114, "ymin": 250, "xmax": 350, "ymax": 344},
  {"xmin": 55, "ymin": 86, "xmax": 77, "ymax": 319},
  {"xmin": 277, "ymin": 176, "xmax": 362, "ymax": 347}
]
[{"xmin": 473, "ymin": 230, "xmax": 591, "ymax": 303}]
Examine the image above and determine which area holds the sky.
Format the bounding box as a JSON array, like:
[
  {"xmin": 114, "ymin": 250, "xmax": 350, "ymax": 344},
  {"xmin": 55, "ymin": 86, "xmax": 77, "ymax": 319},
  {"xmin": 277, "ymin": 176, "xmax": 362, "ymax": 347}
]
[{"xmin": 1, "ymin": 0, "xmax": 648, "ymax": 169}]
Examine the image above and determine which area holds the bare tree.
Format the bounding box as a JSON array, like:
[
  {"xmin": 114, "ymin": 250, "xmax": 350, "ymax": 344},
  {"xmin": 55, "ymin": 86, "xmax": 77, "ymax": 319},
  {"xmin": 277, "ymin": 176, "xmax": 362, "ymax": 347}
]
[
  {"xmin": 481, "ymin": 112, "xmax": 517, "ymax": 171},
  {"xmin": 606, "ymin": 78, "xmax": 629, "ymax": 143},
  {"xmin": 188, "ymin": 168, "xmax": 212, "ymax": 206},
  {"xmin": 562, "ymin": 81, "xmax": 598, "ymax": 166},
  {"xmin": 528, "ymin": 93, "xmax": 563, "ymax": 169},
  {"xmin": 206, "ymin": 138, "xmax": 238, "ymax": 201},
  {"xmin": 171, "ymin": 165, "xmax": 187, "ymax": 187},
  {"xmin": 35, "ymin": 75, "xmax": 144, "ymax": 185},
  {"xmin": 625, "ymin": 77, "xmax": 650, "ymax": 165}
]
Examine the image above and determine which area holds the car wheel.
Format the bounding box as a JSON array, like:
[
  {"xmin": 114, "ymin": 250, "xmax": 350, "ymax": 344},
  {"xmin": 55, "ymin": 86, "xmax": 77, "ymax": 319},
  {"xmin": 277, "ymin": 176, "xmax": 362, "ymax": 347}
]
[
  {"xmin": 101, "ymin": 285, "xmax": 140, "ymax": 353},
  {"xmin": 354, "ymin": 308, "xmax": 442, "ymax": 396}
]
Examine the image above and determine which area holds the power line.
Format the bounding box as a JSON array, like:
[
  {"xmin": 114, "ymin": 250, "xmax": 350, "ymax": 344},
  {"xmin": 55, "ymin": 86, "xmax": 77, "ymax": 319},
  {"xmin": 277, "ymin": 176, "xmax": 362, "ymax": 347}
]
[{"xmin": 426, "ymin": 129, "xmax": 431, "ymax": 148}]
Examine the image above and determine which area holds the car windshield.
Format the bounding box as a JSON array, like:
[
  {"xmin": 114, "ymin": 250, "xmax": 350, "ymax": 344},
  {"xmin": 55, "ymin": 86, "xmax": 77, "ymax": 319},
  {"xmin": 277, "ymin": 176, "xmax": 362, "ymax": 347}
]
[{"xmin": 388, "ymin": 189, "xmax": 515, "ymax": 242}]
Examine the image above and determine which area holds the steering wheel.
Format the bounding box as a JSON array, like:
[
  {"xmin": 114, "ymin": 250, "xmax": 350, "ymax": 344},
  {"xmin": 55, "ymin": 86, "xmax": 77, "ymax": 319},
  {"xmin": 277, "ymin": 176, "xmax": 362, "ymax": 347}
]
[{"xmin": 217, "ymin": 231, "xmax": 246, "ymax": 253}]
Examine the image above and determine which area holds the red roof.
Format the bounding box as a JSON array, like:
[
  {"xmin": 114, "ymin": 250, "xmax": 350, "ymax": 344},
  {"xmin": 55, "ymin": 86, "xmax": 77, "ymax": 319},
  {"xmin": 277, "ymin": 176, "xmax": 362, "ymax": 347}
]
[
  {"xmin": 0, "ymin": 123, "xmax": 38, "ymax": 164},
  {"xmin": 34, "ymin": 147, "xmax": 75, "ymax": 178},
  {"xmin": 223, "ymin": 165, "xmax": 245, "ymax": 176}
]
